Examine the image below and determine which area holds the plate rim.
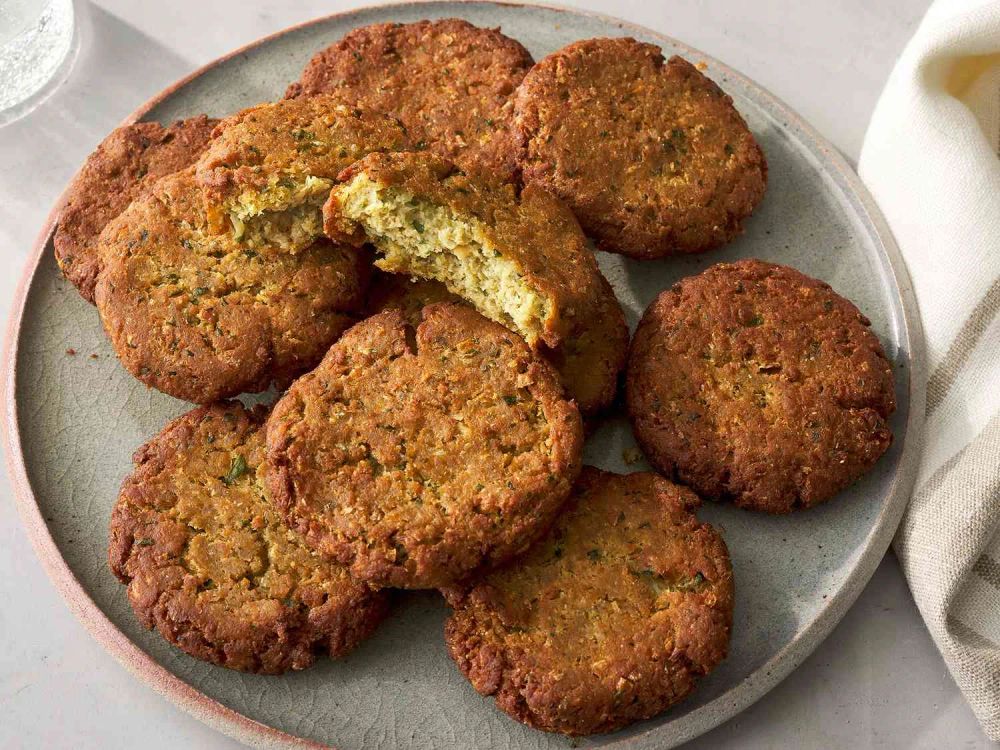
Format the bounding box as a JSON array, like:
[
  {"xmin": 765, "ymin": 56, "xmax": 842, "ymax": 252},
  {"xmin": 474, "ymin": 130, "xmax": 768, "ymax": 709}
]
[{"xmin": 1, "ymin": 2, "xmax": 927, "ymax": 748}]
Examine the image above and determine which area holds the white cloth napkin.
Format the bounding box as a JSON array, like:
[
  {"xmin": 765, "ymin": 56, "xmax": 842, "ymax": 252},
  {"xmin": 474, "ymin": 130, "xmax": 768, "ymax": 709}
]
[{"xmin": 858, "ymin": 0, "xmax": 1000, "ymax": 738}]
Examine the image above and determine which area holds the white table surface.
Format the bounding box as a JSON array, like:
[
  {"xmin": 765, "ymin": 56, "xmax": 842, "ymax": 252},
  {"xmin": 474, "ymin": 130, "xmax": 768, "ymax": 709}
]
[{"xmin": 0, "ymin": 1, "xmax": 995, "ymax": 748}]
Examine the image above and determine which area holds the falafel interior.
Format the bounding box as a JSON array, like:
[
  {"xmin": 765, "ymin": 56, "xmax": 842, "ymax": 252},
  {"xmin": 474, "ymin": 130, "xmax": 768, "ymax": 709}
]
[
  {"xmin": 222, "ymin": 173, "xmax": 333, "ymax": 252},
  {"xmin": 326, "ymin": 172, "xmax": 554, "ymax": 348}
]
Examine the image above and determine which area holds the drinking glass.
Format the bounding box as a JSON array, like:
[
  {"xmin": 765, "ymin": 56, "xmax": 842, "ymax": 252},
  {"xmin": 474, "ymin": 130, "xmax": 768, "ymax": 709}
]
[{"xmin": 0, "ymin": 0, "xmax": 77, "ymax": 126}]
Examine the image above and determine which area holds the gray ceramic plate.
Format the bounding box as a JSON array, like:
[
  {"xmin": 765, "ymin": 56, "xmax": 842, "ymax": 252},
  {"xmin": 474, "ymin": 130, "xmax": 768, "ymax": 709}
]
[{"xmin": 3, "ymin": 2, "xmax": 925, "ymax": 748}]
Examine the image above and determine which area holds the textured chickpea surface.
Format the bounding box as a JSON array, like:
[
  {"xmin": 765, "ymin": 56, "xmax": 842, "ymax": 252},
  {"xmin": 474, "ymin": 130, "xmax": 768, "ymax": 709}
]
[
  {"xmin": 265, "ymin": 305, "xmax": 584, "ymax": 589},
  {"xmin": 286, "ymin": 19, "xmax": 533, "ymax": 175},
  {"xmin": 109, "ymin": 402, "xmax": 389, "ymax": 674},
  {"xmin": 94, "ymin": 168, "xmax": 371, "ymax": 404},
  {"xmin": 627, "ymin": 259, "xmax": 896, "ymax": 513},
  {"xmin": 513, "ymin": 38, "xmax": 767, "ymax": 258},
  {"xmin": 444, "ymin": 467, "xmax": 733, "ymax": 736},
  {"xmin": 56, "ymin": 116, "xmax": 218, "ymax": 302}
]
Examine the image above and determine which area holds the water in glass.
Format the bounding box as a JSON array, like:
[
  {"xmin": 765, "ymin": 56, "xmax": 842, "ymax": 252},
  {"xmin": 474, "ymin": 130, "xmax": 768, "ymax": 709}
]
[{"xmin": 0, "ymin": 0, "xmax": 75, "ymax": 125}]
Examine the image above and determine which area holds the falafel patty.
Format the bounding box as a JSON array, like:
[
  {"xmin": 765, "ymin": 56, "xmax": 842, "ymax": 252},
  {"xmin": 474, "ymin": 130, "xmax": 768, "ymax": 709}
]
[
  {"xmin": 626, "ymin": 259, "xmax": 896, "ymax": 513},
  {"xmin": 443, "ymin": 467, "xmax": 733, "ymax": 736},
  {"xmin": 323, "ymin": 151, "xmax": 614, "ymax": 351},
  {"xmin": 512, "ymin": 38, "xmax": 767, "ymax": 259},
  {"xmin": 55, "ymin": 116, "xmax": 218, "ymax": 302},
  {"xmin": 285, "ymin": 19, "xmax": 533, "ymax": 175},
  {"xmin": 366, "ymin": 271, "xmax": 628, "ymax": 416},
  {"xmin": 94, "ymin": 168, "xmax": 370, "ymax": 404},
  {"xmin": 109, "ymin": 401, "xmax": 389, "ymax": 674},
  {"xmin": 265, "ymin": 304, "xmax": 584, "ymax": 589}
]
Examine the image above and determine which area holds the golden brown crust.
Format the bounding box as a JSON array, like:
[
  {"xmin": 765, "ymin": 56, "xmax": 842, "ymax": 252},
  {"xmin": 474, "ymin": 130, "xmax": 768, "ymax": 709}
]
[
  {"xmin": 55, "ymin": 116, "xmax": 218, "ymax": 303},
  {"xmin": 537, "ymin": 268, "xmax": 628, "ymax": 418},
  {"xmin": 366, "ymin": 271, "xmax": 628, "ymax": 416},
  {"xmin": 194, "ymin": 96, "xmax": 410, "ymax": 228},
  {"xmin": 324, "ymin": 151, "xmax": 615, "ymax": 351},
  {"xmin": 94, "ymin": 168, "xmax": 370, "ymax": 404},
  {"xmin": 626, "ymin": 259, "xmax": 896, "ymax": 513},
  {"xmin": 265, "ymin": 305, "xmax": 584, "ymax": 589},
  {"xmin": 108, "ymin": 402, "xmax": 389, "ymax": 674},
  {"xmin": 512, "ymin": 39, "xmax": 767, "ymax": 259},
  {"xmin": 285, "ymin": 19, "xmax": 533, "ymax": 176},
  {"xmin": 443, "ymin": 467, "xmax": 733, "ymax": 736}
]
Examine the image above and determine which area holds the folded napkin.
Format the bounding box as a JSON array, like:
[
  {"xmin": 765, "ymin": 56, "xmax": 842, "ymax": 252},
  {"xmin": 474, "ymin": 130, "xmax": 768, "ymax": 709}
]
[{"xmin": 858, "ymin": 0, "xmax": 1000, "ymax": 738}]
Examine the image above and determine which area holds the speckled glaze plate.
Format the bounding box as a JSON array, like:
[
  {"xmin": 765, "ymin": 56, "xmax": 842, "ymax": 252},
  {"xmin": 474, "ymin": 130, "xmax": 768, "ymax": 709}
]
[{"xmin": 3, "ymin": 2, "xmax": 924, "ymax": 748}]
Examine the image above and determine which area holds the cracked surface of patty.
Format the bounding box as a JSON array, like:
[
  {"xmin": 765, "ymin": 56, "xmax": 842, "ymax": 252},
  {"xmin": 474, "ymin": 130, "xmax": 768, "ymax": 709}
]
[
  {"xmin": 324, "ymin": 151, "xmax": 614, "ymax": 352},
  {"xmin": 443, "ymin": 467, "xmax": 733, "ymax": 736},
  {"xmin": 194, "ymin": 96, "xmax": 411, "ymax": 250},
  {"xmin": 109, "ymin": 401, "xmax": 389, "ymax": 674},
  {"xmin": 626, "ymin": 259, "xmax": 896, "ymax": 513},
  {"xmin": 94, "ymin": 168, "xmax": 370, "ymax": 404},
  {"xmin": 512, "ymin": 38, "xmax": 767, "ymax": 259},
  {"xmin": 265, "ymin": 304, "xmax": 584, "ymax": 589},
  {"xmin": 285, "ymin": 19, "xmax": 533, "ymax": 175},
  {"xmin": 55, "ymin": 116, "xmax": 218, "ymax": 302},
  {"xmin": 366, "ymin": 271, "xmax": 627, "ymax": 416}
]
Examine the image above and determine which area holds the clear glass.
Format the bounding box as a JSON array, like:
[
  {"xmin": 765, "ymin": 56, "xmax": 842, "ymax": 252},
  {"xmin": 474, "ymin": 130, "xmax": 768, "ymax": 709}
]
[{"xmin": 0, "ymin": 0, "xmax": 77, "ymax": 126}]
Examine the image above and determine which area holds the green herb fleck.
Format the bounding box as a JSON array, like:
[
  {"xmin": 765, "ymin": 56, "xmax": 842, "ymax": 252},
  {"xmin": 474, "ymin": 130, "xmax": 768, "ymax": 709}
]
[
  {"xmin": 136, "ymin": 538, "xmax": 154, "ymax": 547},
  {"xmin": 222, "ymin": 454, "xmax": 248, "ymax": 486},
  {"xmin": 411, "ymin": 219, "xmax": 425, "ymax": 233},
  {"xmin": 662, "ymin": 128, "xmax": 687, "ymax": 154},
  {"xmin": 502, "ymin": 395, "xmax": 518, "ymax": 406},
  {"xmin": 587, "ymin": 549, "xmax": 602, "ymax": 562},
  {"xmin": 677, "ymin": 572, "xmax": 706, "ymax": 591},
  {"xmin": 747, "ymin": 314, "xmax": 764, "ymax": 327}
]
